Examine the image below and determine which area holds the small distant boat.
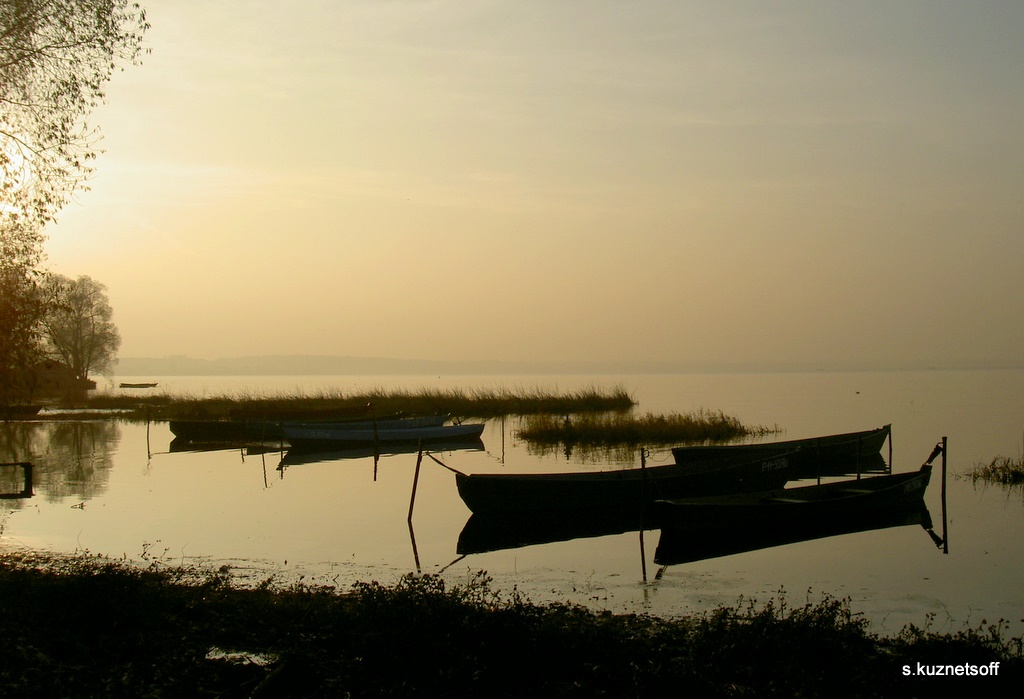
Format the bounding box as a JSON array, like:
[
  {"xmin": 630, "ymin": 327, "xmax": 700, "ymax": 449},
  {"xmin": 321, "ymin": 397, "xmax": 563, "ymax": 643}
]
[
  {"xmin": 119, "ymin": 382, "xmax": 158, "ymax": 388},
  {"xmin": 671, "ymin": 424, "xmax": 891, "ymax": 477},
  {"xmin": 282, "ymin": 421, "xmax": 485, "ymax": 447},
  {"xmin": 454, "ymin": 451, "xmax": 798, "ymax": 515}
]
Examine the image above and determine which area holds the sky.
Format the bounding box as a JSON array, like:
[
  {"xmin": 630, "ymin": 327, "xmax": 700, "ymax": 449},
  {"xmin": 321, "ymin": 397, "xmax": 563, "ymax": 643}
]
[{"xmin": 45, "ymin": 0, "xmax": 1024, "ymax": 369}]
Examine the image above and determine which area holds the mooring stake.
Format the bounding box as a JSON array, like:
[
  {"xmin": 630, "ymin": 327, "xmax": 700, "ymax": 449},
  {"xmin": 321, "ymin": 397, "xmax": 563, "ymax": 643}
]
[
  {"xmin": 940, "ymin": 435, "xmax": 948, "ymax": 554},
  {"xmin": 408, "ymin": 443, "xmax": 424, "ymax": 523}
]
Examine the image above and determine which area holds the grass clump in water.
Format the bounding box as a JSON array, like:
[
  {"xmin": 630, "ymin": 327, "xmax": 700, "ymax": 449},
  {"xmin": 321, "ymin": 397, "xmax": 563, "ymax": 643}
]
[
  {"xmin": 965, "ymin": 455, "xmax": 1024, "ymax": 486},
  {"xmin": 517, "ymin": 408, "xmax": 780, "ymax": 448}
]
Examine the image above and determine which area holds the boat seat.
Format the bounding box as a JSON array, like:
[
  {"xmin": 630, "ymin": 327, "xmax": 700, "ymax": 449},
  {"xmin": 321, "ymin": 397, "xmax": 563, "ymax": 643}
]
[
  {"xmin": 835, "ymin": 488, "xmax": 874, "ymax": 494},
  {"xmin": 765, "ymin": 497, "xmax": 808, "ymax": 503}
]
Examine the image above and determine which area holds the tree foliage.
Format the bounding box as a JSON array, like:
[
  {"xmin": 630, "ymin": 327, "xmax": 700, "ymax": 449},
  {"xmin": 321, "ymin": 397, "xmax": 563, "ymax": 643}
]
[
  {"xmin": 43, "ymin": 273, "xmax": 120, "ymax": 381},
  {"xmin": 1, "ymin": 0, "xmax": 149, "ymax": 253},
  {"xmin": 0, "ymin": 2, "xmax": 144, "ymax": 405},
  {"xmin": 0, "ymin": 262, "xmax": 52, "ymax": 405}
]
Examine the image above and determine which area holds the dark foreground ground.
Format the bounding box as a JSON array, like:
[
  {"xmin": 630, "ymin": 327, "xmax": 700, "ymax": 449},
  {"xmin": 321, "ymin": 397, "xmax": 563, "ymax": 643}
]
[{"xmin": 0, "ymin": 552, "xmax": 1020, "ymax": 698}]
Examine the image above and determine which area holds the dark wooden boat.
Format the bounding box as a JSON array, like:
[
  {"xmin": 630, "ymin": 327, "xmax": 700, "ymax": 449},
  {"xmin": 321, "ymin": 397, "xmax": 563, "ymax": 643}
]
[
  {"xmin": 454, "ymin": 450, "xmax": 798, "ymax": 515},
  {"xmin": 169, "ymin": 420, "xmax": 274, "ymax": 442},
  {"xmin": 119, "ymin": 382, "xmax": 158, "ymax": 388},
  {"xmin": 671, "ymin": 424, "xmax": 891, "ymax": 478},
  {"xmin": 2, "ymin": 404, "xmax": 42, "ymax": 419},
  {"xmin": 653, "ymin": 462, "xmax": 932, "ymax": 526}
]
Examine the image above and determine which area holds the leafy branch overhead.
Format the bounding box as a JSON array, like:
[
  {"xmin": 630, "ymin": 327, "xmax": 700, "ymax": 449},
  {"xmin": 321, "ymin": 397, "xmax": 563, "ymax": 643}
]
[{"xmin": 1, "ymin": 0, "xmax": 149, "ymax": 245}]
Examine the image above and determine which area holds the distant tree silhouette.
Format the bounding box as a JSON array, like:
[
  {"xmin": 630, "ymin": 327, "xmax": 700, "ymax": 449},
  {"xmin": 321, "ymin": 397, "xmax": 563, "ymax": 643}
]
[{"xmin": 43, "ymin": 274, "xmax": 121, "ymax": 382}]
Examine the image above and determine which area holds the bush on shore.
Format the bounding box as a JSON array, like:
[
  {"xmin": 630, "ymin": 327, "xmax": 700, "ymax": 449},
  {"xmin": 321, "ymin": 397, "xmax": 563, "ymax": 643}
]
[{"xmin": 0, "ymin": 553, "xmax": 1019, "ymax": 697}]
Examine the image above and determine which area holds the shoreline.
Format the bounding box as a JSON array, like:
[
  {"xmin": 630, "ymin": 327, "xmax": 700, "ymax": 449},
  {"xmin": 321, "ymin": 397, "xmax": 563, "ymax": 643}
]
[{"xmin": 1, "ymin": 550, "xmax": 1020, "ymax": 696}]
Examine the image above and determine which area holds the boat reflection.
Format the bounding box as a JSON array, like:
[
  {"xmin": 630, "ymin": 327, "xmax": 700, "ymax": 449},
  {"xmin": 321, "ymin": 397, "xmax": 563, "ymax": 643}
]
[
  {"xmin": 457, "ymin": 506, "xmax": 654, "ymax": 555},
  {"xmin": 457, "ymin": 493, "xmax": 941, "ymax": 567},
  {"xmin": 654, "ymin": 500, "xmax": 935, "ymax": 566},
  {"xmin": 279, "ymin": 438, "xmax": 485, "ymax": 468},
  {"xmin": 168, "ymin": 437, "xmax": 284, "ymax": 455}
]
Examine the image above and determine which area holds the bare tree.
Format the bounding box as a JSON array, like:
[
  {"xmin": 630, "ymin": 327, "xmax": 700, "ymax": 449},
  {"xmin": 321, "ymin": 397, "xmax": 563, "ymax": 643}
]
[
  {"xmin": 43, "ymin": 274, "xmax": 120, "ymax": 381},
  {"xmin": 1, "ymin": 0, "xmax": 149, "ymax": 246}
]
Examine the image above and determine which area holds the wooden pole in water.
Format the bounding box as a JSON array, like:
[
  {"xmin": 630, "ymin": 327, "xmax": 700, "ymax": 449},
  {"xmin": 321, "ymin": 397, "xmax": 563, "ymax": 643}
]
[
  {"xmin": 941, "ymin": 436, "xmax": 948, "ymax": 554},
  {"xmin": 408, "ymin": 443, "xmax": 424, "ymax": 573},
  {"xmin": 639, "ymin": 448, "xmax": 648, "ymax": 583},
  {"xmin": 22, "ymin": 462, "xmax": 33, "ymax": 497},
  {"xmin": 408, "ymin": 443, "xmax": 424, "ymax": 523}
]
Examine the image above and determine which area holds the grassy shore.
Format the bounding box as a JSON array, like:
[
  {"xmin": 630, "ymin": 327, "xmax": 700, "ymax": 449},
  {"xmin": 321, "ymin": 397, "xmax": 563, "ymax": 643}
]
[
  {"xmin": 0, "ymin": 552, "xmax": 1019, "ymax": 697},
  {"xmin": 66, "ymin": 385, "xmax": 637, "ymax": 421},
  {"xmin": 516, "ymin": 409, "xmax": 780, "ymax": 448}
]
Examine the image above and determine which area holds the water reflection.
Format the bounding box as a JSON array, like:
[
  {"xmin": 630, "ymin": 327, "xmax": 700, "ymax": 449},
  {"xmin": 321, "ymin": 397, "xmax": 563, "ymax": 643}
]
[
  {"xmin": 653, "ymin": 501, "xmax": 937, "ymax": 566},
  {"xmin": 0, "ymin": 421, "xmax": 120, "ymax": 503},
  {"xmin": 278, "ymin": 439, "xmax": 485, "ymax": 469},
  {"xmin": 458, "ymin": 507, "xmax": 653, "ymax": 555}
]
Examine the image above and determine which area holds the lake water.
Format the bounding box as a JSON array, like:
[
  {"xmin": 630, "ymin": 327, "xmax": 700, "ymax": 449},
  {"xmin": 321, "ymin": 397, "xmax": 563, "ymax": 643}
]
[{"xmin": 2, "ymin": 369, "xmax": 1022, "ymax": 635}]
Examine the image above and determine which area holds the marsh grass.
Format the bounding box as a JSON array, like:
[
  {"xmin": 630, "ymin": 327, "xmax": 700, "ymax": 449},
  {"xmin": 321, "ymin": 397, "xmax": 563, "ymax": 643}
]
[
  {"xmin": 517, "ymin": 409, "xmax": 780, "ymax": 448},
  {"xmin": 1, "ymin": 553, "xmax": 1020, "ymax": 696},
  {"xmin": 76, "ymin": 384, "xmax": 636, "ymax": 421},
  {"xmin": 965, "ymin": 455, "xmax": 1024, "ymax": 487}
]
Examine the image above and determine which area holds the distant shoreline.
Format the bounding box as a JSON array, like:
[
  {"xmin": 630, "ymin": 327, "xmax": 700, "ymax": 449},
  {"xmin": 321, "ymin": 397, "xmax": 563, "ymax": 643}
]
[{"xmin": 113, "ymin": 355, "xmax": 1023, "ymax": 377}]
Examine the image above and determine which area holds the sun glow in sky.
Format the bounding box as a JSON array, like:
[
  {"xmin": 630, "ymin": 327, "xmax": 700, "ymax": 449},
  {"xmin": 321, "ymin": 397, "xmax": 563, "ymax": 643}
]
[{"xmin": 46, "ymin": 0, "xmax": 1024, "ymax": 369}]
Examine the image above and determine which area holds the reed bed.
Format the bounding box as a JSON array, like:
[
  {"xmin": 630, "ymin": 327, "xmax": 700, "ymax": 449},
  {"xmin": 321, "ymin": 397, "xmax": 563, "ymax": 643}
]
[
  {"xmin": 966, "ymin": 455, "xmax": 1024, "ymax": 486},
  {"xmin": 79, "ymin": 384, "xmax": 636, "ymax": 421},
  {"xmin": 516, "ymin": 409, "xmax": 780, "ymax": 448}
]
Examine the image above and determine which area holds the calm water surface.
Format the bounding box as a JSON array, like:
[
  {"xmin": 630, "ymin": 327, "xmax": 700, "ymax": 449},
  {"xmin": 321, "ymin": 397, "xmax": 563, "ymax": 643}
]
[{"xmin": 2, "ymin": 370, "xmax": 1022, "ymax": 635}]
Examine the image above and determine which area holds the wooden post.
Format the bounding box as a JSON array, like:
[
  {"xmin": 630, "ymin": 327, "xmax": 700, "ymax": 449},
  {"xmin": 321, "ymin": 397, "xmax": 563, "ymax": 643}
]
[
  {"xmin": 0, "ymin": 462, "xmax": 33, "ymax": 499},
  {"xmin": 639, "ymin": 447, "xmax": 649, "ymax": 583},
  {"xmin": 639, "ymin": 529, "xmax": 648, "ymax": 584},
  {"xmin": 408, "ymin": 443, "xmax": 424, "ymax": 573},
  {"xmin": 408, "ymin": 443, "xmax": 424, "ymax": 523},
  {"xmin": 940, "ymin": 436, "xmax": 948, "ymax": 554}
]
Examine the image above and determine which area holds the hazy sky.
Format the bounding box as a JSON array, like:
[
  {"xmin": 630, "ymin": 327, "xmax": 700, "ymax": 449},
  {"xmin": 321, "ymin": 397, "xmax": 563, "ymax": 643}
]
[{"xmin": 46, "ymin": 1, "xmax": 1024, "ymax": 369}]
